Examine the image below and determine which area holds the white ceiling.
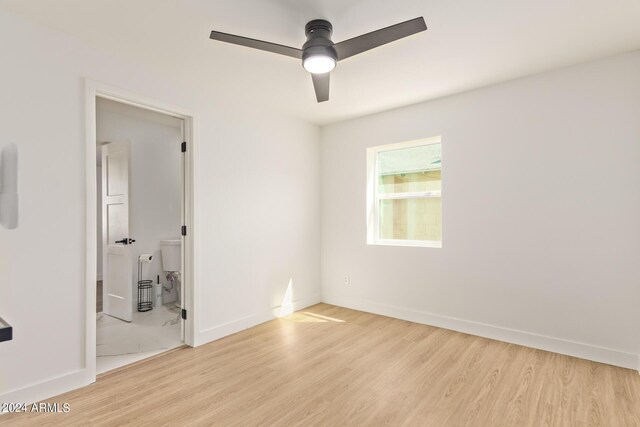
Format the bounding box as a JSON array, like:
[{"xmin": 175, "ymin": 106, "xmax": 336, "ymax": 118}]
[{"xmin": 2, "ymin": 0, "xmax": 640, "ymax": 125}]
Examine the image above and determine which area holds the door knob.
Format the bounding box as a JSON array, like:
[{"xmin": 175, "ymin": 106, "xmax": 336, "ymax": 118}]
[{"xmin": 115, "ymin": 238, "xmax": 136, "ymax": 245}]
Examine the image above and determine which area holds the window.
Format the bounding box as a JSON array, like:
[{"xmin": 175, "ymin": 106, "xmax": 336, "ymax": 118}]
[{"xmin": 367, "ymin": 137, "xmax": 442, "ymax": 248}]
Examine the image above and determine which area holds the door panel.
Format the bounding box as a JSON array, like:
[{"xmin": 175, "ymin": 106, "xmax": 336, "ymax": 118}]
[
  {"xmin": 106, "ymin": 251, "xmax": 128, "ymax": 299},
  {"xmin": 106, "ymin": 204, "xmax": 127, "ymax": 244},
  {"xmin": 102, "ymin": 140, "xmax": 133, "ymax": 322},
  {"xmin": 106, "ymin": 151, "xmax": 127, "ymax": 196}
]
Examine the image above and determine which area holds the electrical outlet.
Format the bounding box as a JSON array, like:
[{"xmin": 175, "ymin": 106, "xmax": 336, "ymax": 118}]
[{"xmin": 344, "ymin": 275, "xmax": 350, "ymax": 285}]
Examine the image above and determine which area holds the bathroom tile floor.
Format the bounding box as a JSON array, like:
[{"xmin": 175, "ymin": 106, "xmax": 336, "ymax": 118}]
[{"xmin": 96, "ymin": 303, "xmax": 182, "ymax": 374}]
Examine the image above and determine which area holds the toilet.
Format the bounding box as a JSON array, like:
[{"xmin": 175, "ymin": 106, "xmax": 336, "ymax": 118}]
[{"xmin": 160, "ymin": 239, "xmax": 182, "ymax": 308}]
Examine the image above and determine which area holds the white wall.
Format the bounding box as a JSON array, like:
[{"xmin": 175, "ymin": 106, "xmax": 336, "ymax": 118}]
[
  {"xmin": 0, "ymin": 8, "xmax": 320, "ymax": 403},
  {"xmin": 96, "ymin": 98, "xmax": 183, "ymax": 305},
  {"xmin": 2, "ymin": 3, "xmax": 637, "ymax": 407},
  {"xmin": 321, "ymin": 51, "xmax": 640, "ymax": 369}
]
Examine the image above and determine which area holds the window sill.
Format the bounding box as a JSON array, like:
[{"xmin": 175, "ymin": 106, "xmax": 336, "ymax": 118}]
[{"xmin": 368, "ymin": 239, "xmax": 442, "ymax": 248}]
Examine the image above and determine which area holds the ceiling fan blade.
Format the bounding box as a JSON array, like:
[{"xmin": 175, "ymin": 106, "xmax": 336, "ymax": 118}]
[
  {"xmin": 334, "ymin": 17, "xmax": 427, "ymax": 61},
  {"xmin": 209, "ymin": 30, "xmax": 303, "ymax": 59},
  {"xmin": 311, "ymin": 73, "xmax": 330, "ymax": 102}
]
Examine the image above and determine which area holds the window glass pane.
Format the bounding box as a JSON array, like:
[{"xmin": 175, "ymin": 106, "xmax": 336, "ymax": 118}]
[
  {"xmin": 379, "ymin": 170, "xmax": 441, "ymax": 194},
  {"xmin": 379, "ymin": 197, "xmax": 442, "ymax": 241},
  {"xmin": 378, "ymin": 143, "xmax": 441, "ymax": 194}
]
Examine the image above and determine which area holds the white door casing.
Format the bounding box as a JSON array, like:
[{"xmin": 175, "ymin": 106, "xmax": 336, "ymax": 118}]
[
  {"xmin": 86, "ymin": 81, "xmax": 196, "ymax": 389},
  {"xmin": 102, "ymin": 140, "xmax": 133, "ymax": 322},
  {"xmin": 180, "ymin": 124, "xmax": 186, "ymax": 342}
]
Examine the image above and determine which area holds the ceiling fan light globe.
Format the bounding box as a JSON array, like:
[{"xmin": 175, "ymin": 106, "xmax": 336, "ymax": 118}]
[{"xmin": 303, "ymin": 55, "xmax": 336, "ymax": 74}]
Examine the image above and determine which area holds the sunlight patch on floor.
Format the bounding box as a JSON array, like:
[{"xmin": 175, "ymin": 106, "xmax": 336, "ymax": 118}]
[
  {"xmin": 302, "ymin": 312, "xmax": 345, "ymax": 323},
  {"xmin": 282, "ymin": 311, "xmax": 346, "ymax": 323},
  {"xmin": 283, "ymin": 312, "xmax": 327, "ymax": 322}
]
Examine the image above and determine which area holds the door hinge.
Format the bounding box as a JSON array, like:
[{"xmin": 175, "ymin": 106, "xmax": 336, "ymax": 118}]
[
  {"xmin": 181, "ymin": 309, "xmax": 187, "ymax": 320},
  {"xmin": 181, "ymin": 141, "xmax": 187, "ymax": 153},
  {"xmin": 181, "ymin": 225, "xmax": 187, "ymax": 236}
]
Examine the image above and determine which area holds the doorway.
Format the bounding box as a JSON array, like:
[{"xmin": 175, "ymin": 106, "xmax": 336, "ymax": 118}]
[{"xmin": 85, "ymin": 81, "xmax": 195, "ymax": 380}]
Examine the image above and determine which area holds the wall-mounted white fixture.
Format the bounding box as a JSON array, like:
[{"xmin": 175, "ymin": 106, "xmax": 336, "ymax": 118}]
[{"xmin": 0, "ymin": 144, "xmax": 18, "ymax": 230}]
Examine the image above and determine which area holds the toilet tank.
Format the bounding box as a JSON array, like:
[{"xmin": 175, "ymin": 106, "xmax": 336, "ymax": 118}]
[{"xmin": 160, "ymin": 239, "xmax": 181, "ymax": 272}]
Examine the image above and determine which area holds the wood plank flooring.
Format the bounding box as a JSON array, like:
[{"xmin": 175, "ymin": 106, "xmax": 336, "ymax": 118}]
[{"xmin": 2, "ymin": 303, "xmax": 639, "ymax": 426}]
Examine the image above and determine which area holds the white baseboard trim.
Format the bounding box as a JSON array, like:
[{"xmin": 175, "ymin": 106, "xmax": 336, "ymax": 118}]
[
  {"xmin": 195, "ymin": 293, "xmax": 321, "ymax": 347},
  {"xmin": 9, "ymin": 292, "xmax": 632, "ymax": 409},
  {"xmin": 322, "ymin": 294, "xmax": 639, "ymax": 370},
  {"xmin": 0, "ymin": 369, "xmax": 90, "ymax": 410},
  {"xmin": 0, "ymin": 295, "xmax": 321, "ymax": 408}
]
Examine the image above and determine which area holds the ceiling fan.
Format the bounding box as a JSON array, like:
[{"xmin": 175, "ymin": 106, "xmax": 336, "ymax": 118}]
[{"xmin": 209, "ymin": 17, "xmax": 427, "ymax": 103}]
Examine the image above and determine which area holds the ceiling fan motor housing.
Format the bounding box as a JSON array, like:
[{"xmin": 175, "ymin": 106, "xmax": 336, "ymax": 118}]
[{"xmin": 302, "ymin": 19, "xmax": 337, "ymax": 65}]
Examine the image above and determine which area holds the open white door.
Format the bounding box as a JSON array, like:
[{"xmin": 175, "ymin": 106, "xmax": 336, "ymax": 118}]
[{"xmin": 102, "ymin": 140, "xmax": 134, "ymax": 322}]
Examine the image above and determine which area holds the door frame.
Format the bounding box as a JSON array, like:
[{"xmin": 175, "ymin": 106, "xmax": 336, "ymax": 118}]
[{"xmin": 84, "ymin": 79, "xmax": 197, "ymax": 382}]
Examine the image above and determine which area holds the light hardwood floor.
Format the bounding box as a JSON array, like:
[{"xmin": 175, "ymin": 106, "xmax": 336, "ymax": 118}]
[{"xmin": 2, "ymin": 303, "xmax": 640, "ymax": 426}]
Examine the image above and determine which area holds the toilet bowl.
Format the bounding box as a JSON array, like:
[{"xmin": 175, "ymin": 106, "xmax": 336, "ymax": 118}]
[{"xmin": 160, "ymin": 239, "xmax": 182, "ymax": 308}]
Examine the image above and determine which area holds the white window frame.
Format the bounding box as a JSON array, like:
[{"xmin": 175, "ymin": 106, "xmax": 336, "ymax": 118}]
[{"xmin": 366, "ymin": 136, "xmax": 442, "ymax": 248}]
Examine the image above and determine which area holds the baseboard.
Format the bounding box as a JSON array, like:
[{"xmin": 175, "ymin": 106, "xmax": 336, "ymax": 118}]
[
  {"xmin": 195, "ymin": 293, "xmax": 321, "ymax": 347},
  {"xmin": 0, "ymin": 369, "xmax": 90, "ymax": 410},
  {"xmin": 322, "ymin": 293, "xmax": 639, "ymax": 370},
  {"xmin": 0, "ymin": 294, "xmax": 322, "ymax": 407}
]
